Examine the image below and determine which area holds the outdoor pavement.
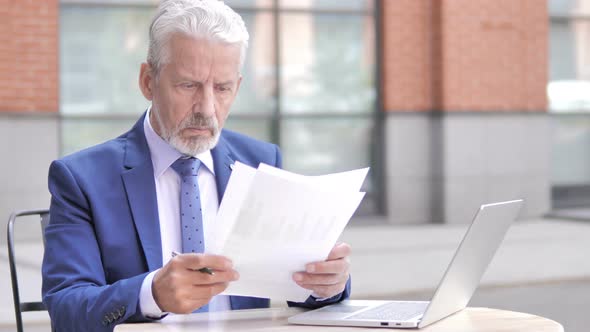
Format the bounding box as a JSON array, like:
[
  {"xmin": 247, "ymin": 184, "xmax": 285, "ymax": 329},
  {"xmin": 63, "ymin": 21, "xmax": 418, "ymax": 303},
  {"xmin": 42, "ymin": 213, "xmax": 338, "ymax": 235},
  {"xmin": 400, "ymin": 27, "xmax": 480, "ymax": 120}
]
[{"xmin": 1, "ymin": 217, "xmax": 589, "ymax": 332}]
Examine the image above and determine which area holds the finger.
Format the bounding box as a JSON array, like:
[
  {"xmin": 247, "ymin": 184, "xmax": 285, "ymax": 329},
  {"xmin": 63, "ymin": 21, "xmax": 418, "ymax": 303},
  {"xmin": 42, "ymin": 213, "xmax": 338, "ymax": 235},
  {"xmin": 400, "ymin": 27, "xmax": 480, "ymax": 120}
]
[
  {"xmin": 174, "ymin": 253, "xmax": 233, "ymax": 271},
  {"xmin": 326, "ymin": 242, "xmax": 351, "ymax": 261},
  {"xmin": 293, "ymin": 271, "xmax": 347, "ymax": 286},
  {"xmin": 186, "ymin": 269, "xmax": 240, "ymax": 286},
  {"xmin": 171, "ymin": 284, "xmax": 230, "ymax": 313},
  {"xmin": 306, "ymin": 257, "xmax": 349, "ymax": 274},
  {"xmin": 188, "ymin": 282, "xmax": 231, "ymax": 300},
  {"xmin": 154, "ymin": 281, "xmax": 216, "ymax": 314}
]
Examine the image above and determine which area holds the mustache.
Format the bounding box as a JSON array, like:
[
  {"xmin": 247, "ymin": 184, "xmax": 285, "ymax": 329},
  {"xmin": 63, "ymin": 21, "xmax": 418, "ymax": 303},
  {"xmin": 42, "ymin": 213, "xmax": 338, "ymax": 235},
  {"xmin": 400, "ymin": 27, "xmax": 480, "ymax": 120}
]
[{"xmin": 176, "ymin": 113, "xmax": 217, "ymax": 131}]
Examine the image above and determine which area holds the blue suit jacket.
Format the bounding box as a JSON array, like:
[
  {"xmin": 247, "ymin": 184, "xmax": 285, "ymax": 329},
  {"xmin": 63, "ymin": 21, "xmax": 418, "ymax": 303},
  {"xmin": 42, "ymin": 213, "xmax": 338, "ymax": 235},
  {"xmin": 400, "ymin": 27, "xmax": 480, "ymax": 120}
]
[{"xmin": 42, "ymin": 114, "xmax": 351, "ymax": 331}]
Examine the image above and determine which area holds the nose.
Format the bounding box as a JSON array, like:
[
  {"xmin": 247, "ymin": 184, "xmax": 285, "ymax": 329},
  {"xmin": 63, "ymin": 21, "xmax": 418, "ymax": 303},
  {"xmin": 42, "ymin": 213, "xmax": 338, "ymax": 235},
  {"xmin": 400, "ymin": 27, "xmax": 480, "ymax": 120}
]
[{"xmin": 194, "ymin": 84, "xmax": 215, "ymax": 117}]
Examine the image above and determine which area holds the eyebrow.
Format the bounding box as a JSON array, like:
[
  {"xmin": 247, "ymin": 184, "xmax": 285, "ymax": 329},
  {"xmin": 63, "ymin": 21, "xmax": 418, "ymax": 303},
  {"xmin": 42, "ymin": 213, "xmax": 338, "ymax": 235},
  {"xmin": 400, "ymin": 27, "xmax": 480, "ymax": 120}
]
[
  {"xmin": 214, "ymin": 81, "xmax": 234, "ymax": 86},
  {"xmin": 173, "ymin": 73, "xmax": 235, "ymax": 86},
  {"xmin": 174, "ymin": 75, "xmax": 200, "ymax": 83}
]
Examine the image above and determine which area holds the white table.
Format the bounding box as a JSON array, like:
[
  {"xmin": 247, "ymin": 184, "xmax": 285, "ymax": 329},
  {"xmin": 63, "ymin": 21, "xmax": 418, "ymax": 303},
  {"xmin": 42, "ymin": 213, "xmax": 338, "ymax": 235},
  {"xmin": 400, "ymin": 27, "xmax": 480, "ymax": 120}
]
[{"xmin": 115, "ymin": 307, "xmax": 564, "ymax": 331}]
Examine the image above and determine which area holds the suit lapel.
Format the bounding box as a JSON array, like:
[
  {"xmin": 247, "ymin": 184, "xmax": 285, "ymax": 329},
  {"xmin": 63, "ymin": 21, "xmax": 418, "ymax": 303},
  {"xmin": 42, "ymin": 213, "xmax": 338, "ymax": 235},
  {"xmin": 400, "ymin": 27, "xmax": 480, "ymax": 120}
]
[
  {"xmin": 120, "ymin": 120, "xmax": 235, "ymax": 272},
  {"xmin": 121, "ymin": 114, "xmax": 163, "ymax": 272},
  {"xmin": 211, "ymin": 133, "xmax": 241, "ymax": 308},
  {"xmin": 211, "ymin": 133, "xmax": 235, "ymax": 202}
]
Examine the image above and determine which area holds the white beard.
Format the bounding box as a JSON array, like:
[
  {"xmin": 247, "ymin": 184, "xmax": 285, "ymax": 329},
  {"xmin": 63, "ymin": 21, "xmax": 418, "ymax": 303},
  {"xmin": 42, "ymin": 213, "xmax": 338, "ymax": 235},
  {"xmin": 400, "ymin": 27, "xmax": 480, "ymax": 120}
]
[
  {"xmin": 154, "ymin": 109, "xmax": 221, "ymax": 156},
  {"xmin": 168, "ymin": 128, "xmax": 220, "ymax": 156}
]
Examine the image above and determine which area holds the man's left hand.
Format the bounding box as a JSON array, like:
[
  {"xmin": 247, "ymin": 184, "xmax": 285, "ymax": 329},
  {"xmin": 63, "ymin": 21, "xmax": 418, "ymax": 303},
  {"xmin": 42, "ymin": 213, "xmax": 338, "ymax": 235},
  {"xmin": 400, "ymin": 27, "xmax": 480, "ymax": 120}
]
[{"xmin": 292, "ymin": 242, "xmax": 351, "ymax": 299}]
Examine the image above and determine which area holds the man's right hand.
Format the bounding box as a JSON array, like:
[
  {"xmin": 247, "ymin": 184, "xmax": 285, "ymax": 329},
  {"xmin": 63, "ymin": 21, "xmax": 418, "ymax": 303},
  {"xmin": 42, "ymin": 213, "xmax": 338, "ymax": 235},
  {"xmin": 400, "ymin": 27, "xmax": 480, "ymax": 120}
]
[{"xmin": 152, "ymin": 253, "xmax": 239, "ymax": 313}]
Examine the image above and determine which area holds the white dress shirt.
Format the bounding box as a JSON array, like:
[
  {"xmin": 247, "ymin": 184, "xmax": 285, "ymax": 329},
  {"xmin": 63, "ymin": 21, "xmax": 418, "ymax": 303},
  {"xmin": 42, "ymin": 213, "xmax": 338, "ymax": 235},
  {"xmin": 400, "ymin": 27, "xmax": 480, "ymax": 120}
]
[{"xmin": 139, "ymin": 108, "xmax": 231, "ymax": 317}]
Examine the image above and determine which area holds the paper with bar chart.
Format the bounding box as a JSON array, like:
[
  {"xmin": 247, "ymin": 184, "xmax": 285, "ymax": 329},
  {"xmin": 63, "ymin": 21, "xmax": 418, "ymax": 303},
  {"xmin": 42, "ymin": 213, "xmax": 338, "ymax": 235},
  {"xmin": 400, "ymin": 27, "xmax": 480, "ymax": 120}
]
[{"xmin": 209, "ymin": 162, "xmax": 368, "ymax": 301}]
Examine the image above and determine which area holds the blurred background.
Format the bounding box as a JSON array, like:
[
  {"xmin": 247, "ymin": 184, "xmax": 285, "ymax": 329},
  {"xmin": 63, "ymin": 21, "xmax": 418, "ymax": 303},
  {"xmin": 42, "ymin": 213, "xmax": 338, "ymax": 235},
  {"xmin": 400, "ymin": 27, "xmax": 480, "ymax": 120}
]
[{"xmin": 0, "ymin": 0, "xmax": 589, "ymax": 331}]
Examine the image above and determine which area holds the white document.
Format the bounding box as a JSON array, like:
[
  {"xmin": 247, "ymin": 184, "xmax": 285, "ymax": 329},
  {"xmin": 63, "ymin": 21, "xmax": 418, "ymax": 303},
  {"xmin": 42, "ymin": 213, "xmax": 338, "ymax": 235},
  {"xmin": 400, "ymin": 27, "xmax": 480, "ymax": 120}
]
[
  {"xmin": 212, "ymin": 162, "xmax": 368, "ymax": 302},
  {"xmin": 207, "ymin": 162, "xmax": 256, "ymax": 255}
]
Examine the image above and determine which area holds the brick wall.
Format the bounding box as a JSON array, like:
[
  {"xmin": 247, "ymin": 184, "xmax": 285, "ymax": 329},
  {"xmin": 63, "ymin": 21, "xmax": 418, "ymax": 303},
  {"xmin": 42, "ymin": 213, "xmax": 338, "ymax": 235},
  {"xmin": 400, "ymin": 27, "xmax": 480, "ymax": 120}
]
[
  {"xmin": 0, "ymin": 0, "xmax": 59, "ymax": 113},
  {"xmin": 382, "ymin": 0, "xmax": 435, "ymax": 111},
  {"xmin": 382, "ymin": 0, "xmax": 548, "ymax": 112}
]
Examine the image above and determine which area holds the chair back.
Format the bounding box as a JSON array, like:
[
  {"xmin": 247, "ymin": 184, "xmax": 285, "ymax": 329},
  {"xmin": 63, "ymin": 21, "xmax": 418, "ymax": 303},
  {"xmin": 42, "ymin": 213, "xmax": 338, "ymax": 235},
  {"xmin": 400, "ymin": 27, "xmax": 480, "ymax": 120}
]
[{"xmin": 7, "ymin": 209, "xmax": 51, "ymax": 332}]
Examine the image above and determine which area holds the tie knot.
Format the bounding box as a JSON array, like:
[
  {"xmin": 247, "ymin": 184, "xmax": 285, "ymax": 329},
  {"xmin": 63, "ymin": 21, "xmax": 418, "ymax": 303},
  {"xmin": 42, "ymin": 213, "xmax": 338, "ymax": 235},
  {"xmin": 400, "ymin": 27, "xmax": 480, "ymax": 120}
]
[{"xmin": 171, "ymin": 157, "xmax": 201, "ymax": 177}]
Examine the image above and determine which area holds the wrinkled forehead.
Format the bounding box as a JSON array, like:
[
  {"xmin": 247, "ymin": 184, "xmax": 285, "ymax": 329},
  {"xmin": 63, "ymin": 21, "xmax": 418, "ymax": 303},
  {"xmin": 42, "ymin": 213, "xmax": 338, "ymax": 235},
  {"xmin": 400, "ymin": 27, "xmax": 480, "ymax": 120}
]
[{"xmin": 165, "ymin": 33, "xmax": 242, "ymax": 80}]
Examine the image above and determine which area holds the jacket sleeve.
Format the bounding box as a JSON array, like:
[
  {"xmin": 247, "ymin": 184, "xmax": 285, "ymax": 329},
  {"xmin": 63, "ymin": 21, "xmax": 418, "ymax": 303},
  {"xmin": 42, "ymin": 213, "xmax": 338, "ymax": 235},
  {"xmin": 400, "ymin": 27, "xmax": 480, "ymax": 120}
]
[
  {"xmin": 42, "ymin": 160, "xmax": 149, "ymax": 332},
  {"xmin": 287, "ymin": 277, "xmax": 351, "ymax": 309}
]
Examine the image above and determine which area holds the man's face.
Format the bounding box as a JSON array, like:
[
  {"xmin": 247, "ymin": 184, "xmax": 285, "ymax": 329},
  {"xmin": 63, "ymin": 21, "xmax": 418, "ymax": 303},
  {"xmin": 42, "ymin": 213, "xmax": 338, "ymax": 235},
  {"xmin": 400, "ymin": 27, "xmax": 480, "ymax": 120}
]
[{"xmin": 140, "ymin": 34, "xmax": 242, "ymax": 155}]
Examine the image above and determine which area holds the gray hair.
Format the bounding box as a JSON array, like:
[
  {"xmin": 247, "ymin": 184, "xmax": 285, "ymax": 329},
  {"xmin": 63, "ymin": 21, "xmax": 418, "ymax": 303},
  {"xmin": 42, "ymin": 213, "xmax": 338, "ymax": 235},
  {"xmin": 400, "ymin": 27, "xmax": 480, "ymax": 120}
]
[{"xmin": 147, "ymin": 0, "xmax": 249, "ymax": 74}]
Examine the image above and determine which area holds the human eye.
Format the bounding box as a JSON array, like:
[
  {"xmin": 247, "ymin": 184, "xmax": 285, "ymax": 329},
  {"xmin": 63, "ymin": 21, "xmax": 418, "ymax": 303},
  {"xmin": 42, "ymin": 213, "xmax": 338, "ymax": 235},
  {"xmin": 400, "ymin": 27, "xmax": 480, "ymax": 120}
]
[
  {"xmin": 215, "ymin": 84, "xmax": 232, "ymax": 93},
  {"xmin": 179, "ymin": 82, "xmax": 196, "ymax": 89}
]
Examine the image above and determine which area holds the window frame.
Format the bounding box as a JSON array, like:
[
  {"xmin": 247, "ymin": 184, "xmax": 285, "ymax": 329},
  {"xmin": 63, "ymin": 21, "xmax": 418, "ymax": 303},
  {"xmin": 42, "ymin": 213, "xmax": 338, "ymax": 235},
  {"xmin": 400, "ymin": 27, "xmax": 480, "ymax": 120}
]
[{"xmin": 58, "ymin": 0, "xmax": 385, "ymax": 216}]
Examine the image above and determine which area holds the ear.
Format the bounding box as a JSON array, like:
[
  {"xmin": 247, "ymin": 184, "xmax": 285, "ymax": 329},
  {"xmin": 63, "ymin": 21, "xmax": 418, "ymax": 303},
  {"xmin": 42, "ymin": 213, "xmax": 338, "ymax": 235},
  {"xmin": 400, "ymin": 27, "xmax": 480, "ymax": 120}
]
[
  {"xmin": 235, "ymin": 75, "xmax": 242, "ymax": 97},
  {"xmin": 139, "ymin": 62, "xmax": 155, "ymax": 101}
]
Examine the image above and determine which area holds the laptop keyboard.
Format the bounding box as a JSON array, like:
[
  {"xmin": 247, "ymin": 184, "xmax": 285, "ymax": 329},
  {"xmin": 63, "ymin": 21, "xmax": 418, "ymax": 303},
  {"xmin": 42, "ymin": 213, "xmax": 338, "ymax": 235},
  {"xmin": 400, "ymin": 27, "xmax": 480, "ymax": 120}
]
[{"xmin": 346, "ymin": 302, "xmax": 429, "ymax": 321}]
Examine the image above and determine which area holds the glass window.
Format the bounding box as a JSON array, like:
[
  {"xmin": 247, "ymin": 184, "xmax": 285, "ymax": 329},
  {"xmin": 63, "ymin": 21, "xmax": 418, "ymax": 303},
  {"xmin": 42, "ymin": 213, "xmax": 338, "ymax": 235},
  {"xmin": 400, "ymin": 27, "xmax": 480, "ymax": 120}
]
[
  {"xmin": 279, "ymin": 0, "xmax": 373, "ymax": 11},
  {"xmin": 59, "ymin": 0, "xmax": 380, "ymax": 214},
  {"xmin": 280, "ymin": 117, "xmax": 373, "ymax": 181},
  {"xmin": 549, "ymin": 0, "xmax": 590, "ymax": 16},
  {"xmin": 225, "ymin": 0, "xmax": 273, "ymax": 8},
  {"xmin": 60, "ymin": 6, "xmax": 152, "ymax": 115},
  {"xmin": 224, "ymin": 117, "xmax": 272, "ymax": 142},
  {"xmin": 60, "ymin": 7, "xmax": 276, "ymax": 116},
  {"xmin": 548, "ymin": 20, "xmax": 590, "ymax": 112},
  {"xmin": 548, "ymin": 0, "xmax": 590, "ymax": 210},
  {"xmin": 232, "ymin": 12, "xmax": 276, "ymax": 115},
  {"xmin": 280, "ymin": 14, "xmax": 375, "ymax": 114}
]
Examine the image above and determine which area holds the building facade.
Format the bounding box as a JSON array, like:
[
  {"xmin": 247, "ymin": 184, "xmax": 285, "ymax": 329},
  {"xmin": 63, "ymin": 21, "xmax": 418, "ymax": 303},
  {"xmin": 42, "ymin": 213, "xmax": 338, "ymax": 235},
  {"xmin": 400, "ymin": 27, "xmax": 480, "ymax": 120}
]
[{"xmin": 2, "ymin": 0, "xmax": 585, "ymax": 231}]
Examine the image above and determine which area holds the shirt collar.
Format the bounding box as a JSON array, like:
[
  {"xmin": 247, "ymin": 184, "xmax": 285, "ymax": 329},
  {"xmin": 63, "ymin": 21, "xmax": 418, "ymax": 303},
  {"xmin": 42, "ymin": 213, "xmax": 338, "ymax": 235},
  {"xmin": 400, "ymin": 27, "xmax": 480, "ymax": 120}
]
[{"xmin": 143, "ymin": 106, "xmax": 215, "ymax": 179}]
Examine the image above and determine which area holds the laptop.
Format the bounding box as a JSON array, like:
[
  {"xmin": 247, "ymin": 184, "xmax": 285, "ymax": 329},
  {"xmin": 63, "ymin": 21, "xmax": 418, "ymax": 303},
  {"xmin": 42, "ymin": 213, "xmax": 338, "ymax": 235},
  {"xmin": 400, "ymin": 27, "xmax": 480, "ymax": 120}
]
[{"xmin": 288, "ymin": 199, "xmax": 523, "ymax": 329}]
